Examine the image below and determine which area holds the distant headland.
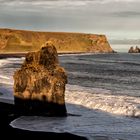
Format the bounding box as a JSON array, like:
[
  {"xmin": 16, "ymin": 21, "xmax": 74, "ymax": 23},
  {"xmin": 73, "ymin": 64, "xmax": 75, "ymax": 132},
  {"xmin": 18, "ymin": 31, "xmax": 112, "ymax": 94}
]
[{"xmin": 0, "ymin": 28, "xmax": 114, "ymax": 53}]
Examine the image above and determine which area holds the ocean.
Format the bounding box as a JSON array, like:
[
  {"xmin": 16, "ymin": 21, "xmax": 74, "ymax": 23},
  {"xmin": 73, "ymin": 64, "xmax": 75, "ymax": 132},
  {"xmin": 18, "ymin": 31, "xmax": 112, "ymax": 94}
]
[{"xmin": 0, "ymin": 53, "xmax": 140, "ymax": 140}]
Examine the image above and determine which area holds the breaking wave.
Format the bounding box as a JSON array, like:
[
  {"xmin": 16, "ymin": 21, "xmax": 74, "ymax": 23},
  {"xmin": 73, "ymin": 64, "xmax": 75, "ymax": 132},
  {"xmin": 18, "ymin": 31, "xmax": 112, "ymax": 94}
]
[{"xmin": 66, "ymin": 85, "xmax": 140, "ymax": 117}]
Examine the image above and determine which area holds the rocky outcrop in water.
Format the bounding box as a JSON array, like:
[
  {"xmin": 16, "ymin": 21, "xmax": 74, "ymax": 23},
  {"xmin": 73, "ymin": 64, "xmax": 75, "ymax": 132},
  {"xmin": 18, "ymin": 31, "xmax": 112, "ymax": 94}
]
[
  {"xmin": 13, "ymin": 42, "xmax": 67, "ymax": 116},
  {"xmin": 128, "ymin": 46, "xmax": 140, "ymax": 53}
]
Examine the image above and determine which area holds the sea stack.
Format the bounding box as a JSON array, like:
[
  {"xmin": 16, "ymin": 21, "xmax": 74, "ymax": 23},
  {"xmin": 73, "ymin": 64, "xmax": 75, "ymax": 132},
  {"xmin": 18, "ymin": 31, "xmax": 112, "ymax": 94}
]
[
  {"xmin": 13, "ymin": 42, "xmax": 67, "ymax": 116},
  {"xmin": 128, "ymin": 46, "xmax": 140, "ymax": 53}
]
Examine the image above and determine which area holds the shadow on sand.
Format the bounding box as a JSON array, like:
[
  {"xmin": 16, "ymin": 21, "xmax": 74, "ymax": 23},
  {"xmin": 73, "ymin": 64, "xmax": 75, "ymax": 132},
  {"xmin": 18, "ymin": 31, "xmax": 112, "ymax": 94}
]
[{"xmin": 0, "ymin": 100, "xmax": 89, "ymax": 139}]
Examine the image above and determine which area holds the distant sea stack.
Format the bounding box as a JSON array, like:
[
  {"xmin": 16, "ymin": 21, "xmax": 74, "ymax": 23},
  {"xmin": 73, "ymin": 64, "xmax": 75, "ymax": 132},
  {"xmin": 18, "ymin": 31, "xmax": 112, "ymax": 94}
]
[
  {"xmin": 128, "ymin": 46, "xmax": 140, "ymax": 53},
  {"xmin": 0, "ymin": 28, "xmax": 114, "ymax": 53},
  {"xmin": 13, "ymin": 42, "xmax": 67, "ymax": 116}
]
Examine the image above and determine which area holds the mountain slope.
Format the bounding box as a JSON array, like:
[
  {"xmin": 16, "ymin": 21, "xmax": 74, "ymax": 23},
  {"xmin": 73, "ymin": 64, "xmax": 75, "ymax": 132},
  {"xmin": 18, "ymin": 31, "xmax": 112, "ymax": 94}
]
[{"xmin": 0, "ymin": 28, "xmax": 113, "ymax": 53}]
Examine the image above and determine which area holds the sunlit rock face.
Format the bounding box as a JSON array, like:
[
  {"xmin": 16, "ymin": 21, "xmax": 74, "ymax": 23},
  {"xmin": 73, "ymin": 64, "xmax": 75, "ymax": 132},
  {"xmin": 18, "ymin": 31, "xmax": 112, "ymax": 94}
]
[{"xmin": 13, "ymin": 42, "xmax": 67, "ymax": 116}]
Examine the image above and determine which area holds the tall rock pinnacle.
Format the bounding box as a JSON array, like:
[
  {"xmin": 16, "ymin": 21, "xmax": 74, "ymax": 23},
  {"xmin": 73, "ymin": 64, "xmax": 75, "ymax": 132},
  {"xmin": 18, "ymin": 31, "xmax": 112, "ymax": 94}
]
[{"xmin": 13, "ymin": 42, "xmax": 67, "ymax": 116}]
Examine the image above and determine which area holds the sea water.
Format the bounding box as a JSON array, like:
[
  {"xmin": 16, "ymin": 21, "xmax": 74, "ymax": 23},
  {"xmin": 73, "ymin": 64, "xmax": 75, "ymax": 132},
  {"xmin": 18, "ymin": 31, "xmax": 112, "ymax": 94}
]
[{"xmin": 0, "ymin": 53, "xmax": 140, "ymax": 140}]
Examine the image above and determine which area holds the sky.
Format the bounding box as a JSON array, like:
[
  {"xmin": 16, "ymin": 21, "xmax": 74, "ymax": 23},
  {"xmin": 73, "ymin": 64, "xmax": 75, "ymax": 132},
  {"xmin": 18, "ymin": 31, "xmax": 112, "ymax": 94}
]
[{"xmin": 0, "ymin": 0, "xmax": 140, "ymax": 40}]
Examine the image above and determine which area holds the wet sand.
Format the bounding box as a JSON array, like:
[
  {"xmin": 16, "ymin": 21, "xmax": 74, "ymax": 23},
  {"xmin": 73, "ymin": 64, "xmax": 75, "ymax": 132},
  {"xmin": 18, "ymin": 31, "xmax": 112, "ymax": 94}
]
[{"xmin": 0, "ymin": 100, "xmax": 87, "ymax": 140}]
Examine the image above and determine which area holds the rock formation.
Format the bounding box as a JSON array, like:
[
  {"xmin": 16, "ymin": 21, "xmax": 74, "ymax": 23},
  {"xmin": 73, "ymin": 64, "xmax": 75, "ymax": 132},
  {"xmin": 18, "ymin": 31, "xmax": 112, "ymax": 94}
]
[
  {"xmin": 135, "ymin": 46, "xmax": 140, "ymax": 53},
  {"xmin": 128, "ymin": 46, "xmax": 140, "ymax": 53},
  {"xmin": 13, "ymin": 42, "xmax": 67, "ymax": 116},
  {"xmin": 128, "ymin": 46, "xmax": 134, "ymax": 53}
]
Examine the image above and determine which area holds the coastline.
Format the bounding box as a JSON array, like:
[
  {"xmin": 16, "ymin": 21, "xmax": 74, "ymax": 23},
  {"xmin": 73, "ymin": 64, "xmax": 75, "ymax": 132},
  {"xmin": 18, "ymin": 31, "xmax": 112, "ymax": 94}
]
[
  {"xmin": 0, "ymin": 51, "xmax": 116, "ymax": 58},
  {"xmin": 0, "ymin": 52, "xmax": 91, "ymax": 59}
]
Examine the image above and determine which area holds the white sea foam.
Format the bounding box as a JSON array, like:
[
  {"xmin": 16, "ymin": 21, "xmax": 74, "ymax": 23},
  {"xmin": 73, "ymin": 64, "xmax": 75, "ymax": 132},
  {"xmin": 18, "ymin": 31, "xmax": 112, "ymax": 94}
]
[
  {"xmin": 0, "ymin": 58, "xmax": 24, "ymax": 85},
  {"xmin": 0, "ymin": 75, "xmax": 10, "ymax": 80},
  {"xmin": 0, "ymin": 59, "xmax": 10, "ymax": 66},
  {"xmin": 0, "ymin": 72, "xmax": 13, "ymax": 85},
  {"xmin": 0, "ymin": 79, "xmax": 13, "ymax": 85},
  {"xmin": 66, "ymin": 85, "xmax": 140, "ymax": 117}
]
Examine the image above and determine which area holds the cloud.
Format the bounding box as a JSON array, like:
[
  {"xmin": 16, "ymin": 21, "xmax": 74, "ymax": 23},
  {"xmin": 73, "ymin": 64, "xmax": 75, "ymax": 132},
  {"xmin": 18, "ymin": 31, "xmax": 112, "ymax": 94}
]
[
  {"xmin": 0, "ymin": 0, "xmax": 140, "ymax": 39},
  {"xmin": 0, "ymin": 0, "xmax": 139, "ymax": 12},
  {"xmin": 0, "ymin": 0, "xmax": 140, "ymax": 7},
  {"xmin": 0, "ymin": 0, "xmax": 90, "ymax": 10}
]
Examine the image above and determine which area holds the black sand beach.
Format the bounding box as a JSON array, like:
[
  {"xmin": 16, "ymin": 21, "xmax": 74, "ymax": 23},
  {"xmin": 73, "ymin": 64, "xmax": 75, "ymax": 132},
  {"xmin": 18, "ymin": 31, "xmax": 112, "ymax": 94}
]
[{"xmin": 0, "ymin": 101, "xmax": 87, "ymax": 139}]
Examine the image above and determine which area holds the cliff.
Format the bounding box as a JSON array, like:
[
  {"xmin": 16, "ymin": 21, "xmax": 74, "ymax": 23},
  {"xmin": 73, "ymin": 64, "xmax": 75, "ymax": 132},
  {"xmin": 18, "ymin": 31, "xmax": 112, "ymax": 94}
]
[{"xmin": 0, "ymin": 28, "xmax": 113, "ymax": 53}]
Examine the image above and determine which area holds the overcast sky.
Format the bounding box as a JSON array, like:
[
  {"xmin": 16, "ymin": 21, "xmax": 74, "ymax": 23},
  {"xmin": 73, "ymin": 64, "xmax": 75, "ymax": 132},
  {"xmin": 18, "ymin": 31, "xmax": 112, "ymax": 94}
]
[{"xmin": 0, "ymin": 0, "xmax": 140, "ymax": 39}]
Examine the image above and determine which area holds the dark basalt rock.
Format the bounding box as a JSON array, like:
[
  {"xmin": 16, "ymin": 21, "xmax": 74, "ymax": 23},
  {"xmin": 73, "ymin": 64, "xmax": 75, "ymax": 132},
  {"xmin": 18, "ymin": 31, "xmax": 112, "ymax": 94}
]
[{"xmin": 13, "ymin": 42, "xmax": 67, "ymax": 116}]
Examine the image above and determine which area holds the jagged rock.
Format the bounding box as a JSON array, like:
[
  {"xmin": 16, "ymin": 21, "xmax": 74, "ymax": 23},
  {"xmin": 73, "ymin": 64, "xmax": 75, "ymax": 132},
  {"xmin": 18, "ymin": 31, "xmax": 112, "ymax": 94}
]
[
  {"xmin": 128, "ymin": 46, "xmax": 134, "ymax": 53},
  {"xmin": 13, "ymin": 42, "xmax": 67, "ymax": 116},
  {"xmin": 128, "ymin": 46, "xmax": 140, "ymax": 53}
]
